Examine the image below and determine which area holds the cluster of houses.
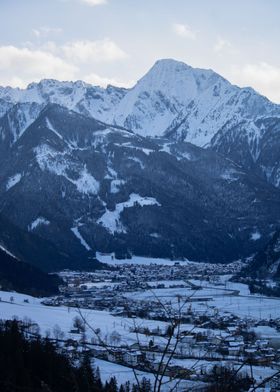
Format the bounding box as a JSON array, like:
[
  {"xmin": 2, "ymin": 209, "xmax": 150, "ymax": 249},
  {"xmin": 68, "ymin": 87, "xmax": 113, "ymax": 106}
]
[
  {"xmin": 57, "ymin": 258, "xmax": 243, "ymax": 295},
  {"xmin": 49, "ymin": 261, "xmax": 244, "ymax": 317},
  {"xmin": 40, "ymin": 262, "xmax": 280, "ymax": 389},
  {"xmin": 61, "ymin": 321, "xmax": 280, "ymax": 389}
]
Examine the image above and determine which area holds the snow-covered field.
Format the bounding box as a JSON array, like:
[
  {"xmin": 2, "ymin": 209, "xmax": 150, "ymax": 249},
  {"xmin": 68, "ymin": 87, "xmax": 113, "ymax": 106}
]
[
  {"xmin": 147, "ymin": 280, "xmax": 188, "ymax": 288},
  {"xmin": 123, "ymin": 282, "xmax": 280, "ymax": 320},
  {"xmin": 94, "ymin": 359, "xmax": 153, "ymax": 386},
  {"xmin": 97, "ymin": 194, "xmax": 160, "ymax": 234},
  {"xmin": 191, "ymin": 277, "xmax": 251, "ymax": 295},
  {"xmin": 94, "ymin": 358, "xmax": 205, "ymax": 391},
  {"xmin": 79, "ymin": 281, "xmax": 117, "ymax": 289},
  {"xmin": 0, "ymin": 290, "xmax": 168, "ymax": 347},
  {"xmin": 0, "ymin": 279, "xmax": 279, "ymax": 389},
  {"xmin": 0, "ymin": 290, "xmax": 205, "ymax": 390},
  {"xmin": 125, "ymin": 286, "xmax": 232, "ymax": 300},
  {"xmin": 97, "ymin": 252, "xmax": 189, "ymax": 266}
]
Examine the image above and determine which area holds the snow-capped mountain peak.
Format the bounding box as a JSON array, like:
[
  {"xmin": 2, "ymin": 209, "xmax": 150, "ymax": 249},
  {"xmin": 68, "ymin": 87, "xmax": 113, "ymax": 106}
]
[
  {"xmin": 111, "ymin": 59, "xmax": 230, "ymax": 138},
  {"xmin": 1, "ymin": 58, "xmax": 280, "ymax": 188}
]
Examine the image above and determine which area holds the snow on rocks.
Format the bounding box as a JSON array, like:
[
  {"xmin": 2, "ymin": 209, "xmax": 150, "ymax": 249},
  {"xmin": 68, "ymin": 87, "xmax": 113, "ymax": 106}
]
[
  {"xmin": 250, "ymin": 230, "xmax": 261, "ymax": 241},
  {"xmin": 73, "ymin": 167, "xmax": 100, "ymax": 195},
  {"xmin": 28, "ymin": 217, "xmax": 50, "ymax": 231},
  {"xmin": 34, "ymin": 144, "xmax": 100, "ymax": 195},
  {"xmin": 71, "ymin": 227, "xmax": 91, "ymax": 251},
  {"xmin": 97, "ymin": 193, "xmax": 161, "ymax": 234},
  {"xmin": 127, "ymin": 156, "xmax": 145, "ymax": 169},
  {"xmin": 45, "ymin": 117, "xmax": 63, "ymax": 140},
  {"xmin": 6, "ymin": 173, "xmax": 22, "ymax": 190},
  {"xmin": 0, "ymin": 59, "xmax": 279, "ymax": 151},
  {"xmin": 110, "ymin": 179, "xmax": 126, "ymax": 193},
  {"xmin": 0, "ymin": 244, "xmax": 18, "ymax": 259},
  {"xmin": 220, "ymin": 169, "xmax": 241, "ymax": 183}
]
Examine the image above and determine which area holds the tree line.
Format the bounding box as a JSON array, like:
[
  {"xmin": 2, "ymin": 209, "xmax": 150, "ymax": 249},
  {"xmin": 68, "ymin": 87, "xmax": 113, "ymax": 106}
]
[{"xmin": 0, "ymin": 319, "xmax": 153, "ymax": 392}]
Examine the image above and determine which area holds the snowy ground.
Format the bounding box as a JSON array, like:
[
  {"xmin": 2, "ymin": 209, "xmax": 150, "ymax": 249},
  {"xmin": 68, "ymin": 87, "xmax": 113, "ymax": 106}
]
[
  {"xmin": 97, "ymin": 252, "xmax": 190, "ymax": 266},
  {"xmin": 94, "ymin": 357, "xmax": 276, "ymax": 389},
  {"xmin": 94, "ymin": 358, "xmax": 205, "ymax": 391},
  {"xmin": 0, "ymin": 280, "xmax": 279, "ymax": 389},
  {"xmin": 190, "ymin": 277, "xmax": 251, "ymax": 295},
  {"xmin": 124, "ymin": 286, "xmax": 233, "ymax": 300},
  {"xmin": 147, "ymin": 280, "xmax": 188, "ymax": 288},
  {"xmin": 94, "ymin": 359, "xmax": 153, "ymax": 387},
  {"xmin": 123, "ymin": 280, "xmax": 280, "ymax": 320},
  {"xmin": 78, "ymin": 281, "xmax": 117, "ymax": 289},
  {"xmin": 0, "ymin": 290, "xmax": 206, "ymax": 391},
  {"xmin": 0, "ymin": 290, "xmax": 167, "ymax": 344}
]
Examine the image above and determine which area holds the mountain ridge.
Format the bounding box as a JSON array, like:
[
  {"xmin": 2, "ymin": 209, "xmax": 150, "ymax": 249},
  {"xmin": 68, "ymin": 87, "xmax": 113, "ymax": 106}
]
[
  {"xmin": 0, "ymin": 103, "xmax": 279, "ymax": 266},
  {"xmin": 0, "ymin": 58, "xmax": 280, "ymax": 190},
  {"xmin": 0, "ymin": 59, "xmax": 280, "ymax": 269}
]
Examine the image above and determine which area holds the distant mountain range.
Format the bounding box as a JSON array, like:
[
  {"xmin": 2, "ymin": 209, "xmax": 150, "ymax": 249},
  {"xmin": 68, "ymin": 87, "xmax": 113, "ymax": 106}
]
[{"xmin": 0, "ymin": 59, "xmax": 279, "ymax": 270}]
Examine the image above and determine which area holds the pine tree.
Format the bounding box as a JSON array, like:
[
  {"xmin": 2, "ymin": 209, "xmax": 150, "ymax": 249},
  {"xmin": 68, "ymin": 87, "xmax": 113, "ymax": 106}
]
[{"xmin": 107, "ymin": 376, "xmax": 118, "ymax": 392}]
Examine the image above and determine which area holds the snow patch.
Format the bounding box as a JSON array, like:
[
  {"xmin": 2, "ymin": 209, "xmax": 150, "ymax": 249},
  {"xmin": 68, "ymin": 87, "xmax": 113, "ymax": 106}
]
[
  {"xmin": 0, "ymin": 244, "xmax": 18, "ymax": 259},
  {"xmin": 110, "ymin": 179, "xmax": 126, "ymax": 193},
  {"xmin": 119, "ymin": 143, "xmax": 154, "ymax": 155},
  {"xmin": 150, "ymin": 233, "xmax": 161, "ymax": 238},
  {"xmin": 251, "ymin": 231, "xmax": 261, "ymax": 241},
  {"xmin": 160, "ymin": 143, "xmax": 172, "ymax": 154},
  {"xmin": 29, "ymin": 217, "xmax": 50, "ymax": 231},
  {"xmin": 96, "ymin": 253, "xmax": 183, "ymax": 266},
  {"xmin": 220, "ymin": 169, "xmax": 239, "ymax": 183},
  {"xmin": 71, "ymin": 227, "xmax": 91, "ymax": 251},
  {"xmin": 35, "ymin": 145, "xmax": 99, "ymax": 195},
  {"xmin": 74, "ymin": 167, "xmax": 100, "ymax": 195},
  {"xmin": 46, "ymin": 118, "xmax": 63, "ymax": 140},
  {"xmin": 6, "ymin": 173, "xmax": 22, "ymax": 190},
  {"xmin": 127, "ymin": 156, "xmax": 145, "ymax": 169},
  {"xmin": 97, "ymin": 193, "xmax": 160, "ymax": 234},
  {"xmin": 269, "ymin": 259, "xmax": 280, "ymax": 275}
]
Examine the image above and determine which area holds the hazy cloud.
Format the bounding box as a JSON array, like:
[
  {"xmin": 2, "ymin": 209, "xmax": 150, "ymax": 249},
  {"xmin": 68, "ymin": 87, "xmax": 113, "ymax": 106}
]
[
  {"xmin": 213, "ymin": 37, "xmax": 237, "ymax": 56},
  {"xmin": 173, "ymin": 23, "xmax": 196, "ymax": 39},
  {"xmin": 59, "ymin": 0, "xmax": 107, "ymax": 6},
  {"xmin": 0, "ymin": 38, "xmax": 129, "ymax": 88},
  {"xmin": 84, "ymin": 72, "xmax": 134, "ymax": 88},
  {"xmin": 79, "ymin": 0, "xmax": 107, "ymax": 5},
  {"xmin": 62, "ymin": 39, "xmax": 128, "ymax": 63},
  {"xmin": 32, "ymin": 27, "xmax": 63, "ymax": 38},
  {"xmin": 214, "ymin": 38, "xmax": 231, "ymax": 52},
  {"xmin": 229, "ymin": 62, "xmax": 280, "ymax": 103},
  {"xmin": 0, "ymin": 45, "xmax": 77, "ymax": 87}
]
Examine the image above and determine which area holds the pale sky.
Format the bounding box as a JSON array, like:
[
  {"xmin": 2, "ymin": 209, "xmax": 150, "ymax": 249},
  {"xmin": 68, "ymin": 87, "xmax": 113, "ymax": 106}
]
[{"xmin": 1, "ymin": 0, "xmax": 280, "ymax": 102}]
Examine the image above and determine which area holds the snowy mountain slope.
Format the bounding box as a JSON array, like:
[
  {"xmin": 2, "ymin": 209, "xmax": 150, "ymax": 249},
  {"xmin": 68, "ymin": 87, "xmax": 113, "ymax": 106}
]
[
  {"xmin": 113, "ymin": 59, "xmax": 278, "ymax": 144},
  {"xmin": 211, "ymin": 116, "xmax": 280, "ymax": 188},
  {"xmin": 111, "ymin": 59, "xmax": 212, "ymax": 137},
  {"xmin": 0, "ymin": 59, "xmax": 279, "ymax": 145},
  {"xmin": 0, "ymin": 102, "xmax": 43, "ymax": 150},
  {"xmin": 0, "ymin": 60, "xmax": 280, "ymax": 268},
  {"xmin": 0, "ymin": 79, "xmax": 127, "ymax": 124},
  {"xmin": 0, "ymin": 59, "xmax": 279, "ymax": 190},
  {"xmin": 0, "ymin": 104, "xmax": 279, "ymax": 266}
]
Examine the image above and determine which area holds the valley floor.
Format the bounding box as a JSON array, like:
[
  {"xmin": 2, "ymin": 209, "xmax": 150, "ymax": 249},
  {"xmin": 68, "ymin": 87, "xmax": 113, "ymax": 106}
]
[{"xmin": 1, "ymin": 255, "xmax": 280, "ymax": 390}]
